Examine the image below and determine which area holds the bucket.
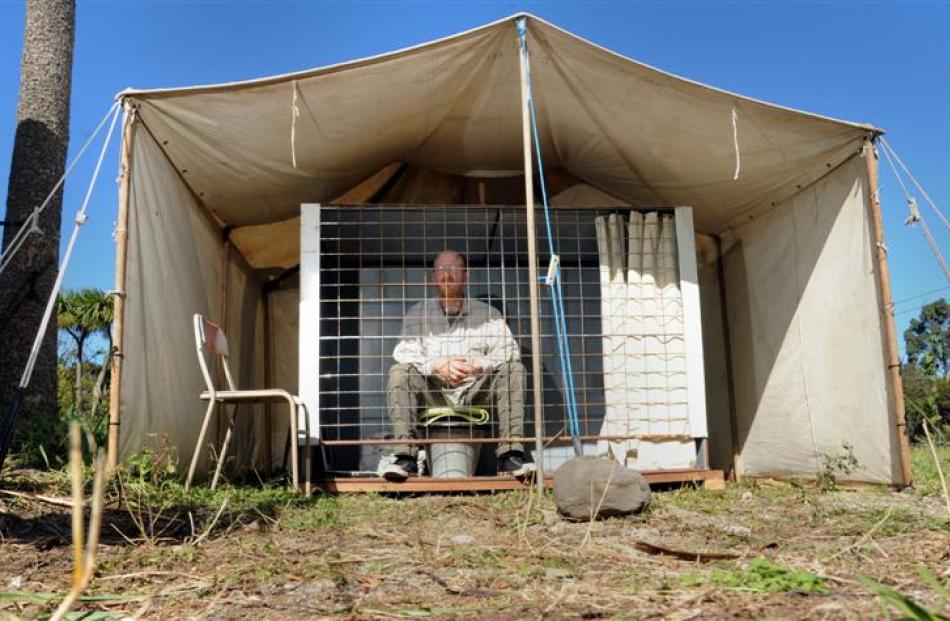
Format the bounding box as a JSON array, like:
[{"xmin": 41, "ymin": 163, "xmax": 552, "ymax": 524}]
[{"xmin": 425, "ymin": 422, "xmax": 485, "ymax": 478}]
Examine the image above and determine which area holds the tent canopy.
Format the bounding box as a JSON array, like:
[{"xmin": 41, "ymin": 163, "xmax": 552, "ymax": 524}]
[
  {"xmin": 115, "ymin": 13, "xmax": 905, "ymax": 485},
  {"xmin": 121, "ymin": 13, "xmax": 876, "ymax": 262}
]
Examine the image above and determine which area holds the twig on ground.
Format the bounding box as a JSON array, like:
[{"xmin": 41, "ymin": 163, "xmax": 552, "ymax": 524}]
[
  {"xmin": 580, "ymin": 469, "xmax": 615, "ymax": 550},
  {"xmin": 632, "ymin": 540, "xmax": 739, "ymax": 562},
  {"xmin": 99, "ymin": 570, "xmax": 185, "ymax": 581},
  {"xmin": 830, "ymin": 506, "xmax": 893, "ymax": 560},
  {"xmin": 190, "ymin": 494, "xmax": 230, "ymax": 546},
  {"xmin": 519, "ymin": 480, "xmax": 536, "ymax": 542},
  {"xmin": 0, "ymin": 489, "xmax": 85, "ymax": 508}
]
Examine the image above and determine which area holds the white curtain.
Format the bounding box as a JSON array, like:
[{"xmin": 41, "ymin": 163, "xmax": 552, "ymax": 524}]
[{"xmin": 596, "ymin": 211, "xmax": 695, "ymax": 468}]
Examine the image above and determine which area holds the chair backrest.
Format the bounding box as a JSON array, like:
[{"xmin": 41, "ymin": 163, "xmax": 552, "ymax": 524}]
[{"xmin": 193, "ymin": 314, "xmax": 236, "ymax": 392}]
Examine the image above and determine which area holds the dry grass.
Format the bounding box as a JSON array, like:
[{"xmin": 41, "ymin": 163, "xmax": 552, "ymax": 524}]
[{"xmin": 0, "ymin": 450, "xmax": 948, "ymax": 620}]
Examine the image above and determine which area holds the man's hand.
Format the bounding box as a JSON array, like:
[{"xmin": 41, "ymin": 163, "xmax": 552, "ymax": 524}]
[{"xmin": 433, "ymin": 356, "xmax": 480, "ymax": 386}]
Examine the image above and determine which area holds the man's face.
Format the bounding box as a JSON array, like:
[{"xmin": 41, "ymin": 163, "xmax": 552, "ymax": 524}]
[{"xmin": 433, "ymin": 252, "xmax": 467, "ymax": 300}]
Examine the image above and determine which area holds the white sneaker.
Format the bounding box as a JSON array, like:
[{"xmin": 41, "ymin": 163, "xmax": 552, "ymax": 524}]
[{"xmin": 379, "ymin": 455, "xmax": 417, "ymax": 481}]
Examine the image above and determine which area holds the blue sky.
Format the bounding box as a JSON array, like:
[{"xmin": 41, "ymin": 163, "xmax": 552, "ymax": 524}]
[{"xmin": 1, "ymin": 0, "xmax": 949, "ymax": 355}]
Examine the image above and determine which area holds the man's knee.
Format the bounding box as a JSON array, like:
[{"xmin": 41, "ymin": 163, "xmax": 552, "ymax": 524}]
[
  {"xmin": 387, "ymin": 363, "xmax": 416, "ymax": 390},
  {"xmin": 495, "ymin": 361, "xmax": 525, "ymax": 381}
]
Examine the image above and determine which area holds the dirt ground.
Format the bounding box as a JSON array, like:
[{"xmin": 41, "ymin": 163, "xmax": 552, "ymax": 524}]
[{"xmin": 1, "ymin": 468, "xmax": 948, "ymax": 620}]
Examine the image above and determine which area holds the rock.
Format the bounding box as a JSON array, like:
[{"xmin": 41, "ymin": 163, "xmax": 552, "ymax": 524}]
[
  {"xmin": 541, "ymin": 509, "xmax": 560, "ymax": 525},
  {"xmin": 553, "ymin": 457, "xmax": 651, "ymax": 521},
  {"xmin": 450, "ymin": 533, "xmax": 475, "ymax": 545}
]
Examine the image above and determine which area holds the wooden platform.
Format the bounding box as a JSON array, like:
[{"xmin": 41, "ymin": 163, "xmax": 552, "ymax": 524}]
[{"xmin": 315, "ymin": 468, "xmax": 724, "ymax": 493}]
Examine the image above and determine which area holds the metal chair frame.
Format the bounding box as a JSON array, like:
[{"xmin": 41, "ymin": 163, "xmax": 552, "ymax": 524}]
[{"xmin": 185, "ymin": 314, "xmax": 311, "ymax": 494}]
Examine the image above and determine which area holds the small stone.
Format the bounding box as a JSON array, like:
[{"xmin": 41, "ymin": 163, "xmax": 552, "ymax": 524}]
[
  {"xmin": 553, "ymin": 456, "xmax": 651, "ymax": 521},
  {"xmin": 545, "ymin": 567, "xmax": 572, "ymax": 579},
  {"xmin": 723, "ymin": 524, "xmax": 752, "ymax": 538},
  {"xmin": 741, "ymin": 491, "xmax": 754, "ymax": 502},
  {"xmin": 451, "ymin": 533, "xmax": 475, "ymax": 545}
]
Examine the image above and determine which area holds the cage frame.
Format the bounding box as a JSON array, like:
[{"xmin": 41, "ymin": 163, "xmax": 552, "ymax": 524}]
[{"xmin": 298, "ymin": 202, "xmax": 721, "ymax": 490}]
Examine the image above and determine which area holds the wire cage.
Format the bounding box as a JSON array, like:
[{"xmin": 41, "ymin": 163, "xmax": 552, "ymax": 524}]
[{"xmin": 301, "ymin": 203, "xmax": 707, "ymax": 479}]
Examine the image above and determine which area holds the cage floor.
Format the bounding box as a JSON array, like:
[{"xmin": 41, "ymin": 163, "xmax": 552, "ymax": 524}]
[{"xmin": 314, "ymin": 468, "xmax": 723, "ymax": 493}]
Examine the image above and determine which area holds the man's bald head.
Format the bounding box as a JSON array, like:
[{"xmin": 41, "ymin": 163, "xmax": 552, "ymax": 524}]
[
  {"xmin": 433, "ymin": 251, "xmax": 468, "ymax": 308},
  {"xmin": 433, "ymin": 250, "xmax": 467, "ymax": 271}
]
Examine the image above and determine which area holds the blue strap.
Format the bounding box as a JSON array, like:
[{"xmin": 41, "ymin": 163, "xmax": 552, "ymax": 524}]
[{"xmin": 517, "ymin": 18, "xmax": 583, "ymax": 456}]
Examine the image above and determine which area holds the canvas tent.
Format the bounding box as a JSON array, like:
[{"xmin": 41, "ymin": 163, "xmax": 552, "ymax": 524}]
[{"xmin": 107, "ymin": 13, "xmax": 910, "ymax": 485}]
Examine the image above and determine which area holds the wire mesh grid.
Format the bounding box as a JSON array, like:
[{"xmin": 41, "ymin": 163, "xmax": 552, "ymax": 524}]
[{"xmin": 315, "ymin": 204, "xmax": 696, "ymax": 474}]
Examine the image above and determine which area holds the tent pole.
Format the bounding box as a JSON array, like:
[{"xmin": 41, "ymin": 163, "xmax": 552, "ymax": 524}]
[
  {"xmin": 262, "ymin": 290, "xmax": 273, "ymax": 474},
  {"xmin": 714, "ymin": 236, "xmax": 742, "ymax": 481},
  {"xmin": 107, "ymin": 103, "xmax": 135, "ymax": 472},
  {"xmin": 863, "ymin": 137, "xmax": 912, "ymax": 487},
  {"xmin": 517, "ymin": 18, "xmax": 546, "ymax": 496},
  {"xmin": 215, "ymin": 238, "xmax": 232, "ymax": 450}
]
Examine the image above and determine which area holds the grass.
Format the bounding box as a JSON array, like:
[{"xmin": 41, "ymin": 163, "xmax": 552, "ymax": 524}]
[
  {"xmin": 2, "ymin": 442, "xmax": 948, "ymax": 619},
  {"xmin": 679, "ymin": 558, "xmax": 831, "ymax": 594},
  {"xmin": 911, "ymin": 443, "xmax": 950, "ymax": 498}
]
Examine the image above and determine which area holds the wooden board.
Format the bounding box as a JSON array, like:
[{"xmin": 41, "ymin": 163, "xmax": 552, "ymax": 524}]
[{"xmin": 314, "ymin": 468, "xmax": 724, "ymax": 493}]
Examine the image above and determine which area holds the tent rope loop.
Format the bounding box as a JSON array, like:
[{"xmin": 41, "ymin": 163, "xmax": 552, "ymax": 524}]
[
  {"xmin": 881, "ymin": 137, "xmax": 950, "ymax": 235},
  {"xmin": 290, "ymin": 81, "xmax": 300, "ymax": 169},
  {"xmin": 879, "ymin": 137, "xmax": 950, "ymax": 286},
  {"xmin": 731, "ymin": 106, "xmax": 741, "ymax": 180},
  {"xmin": 516, "ymin": 17, "xmax": 583, "ymax": 454},
  {"xmin": 28, "ymin": 207, "xmax": 43, "ymax": 235}
]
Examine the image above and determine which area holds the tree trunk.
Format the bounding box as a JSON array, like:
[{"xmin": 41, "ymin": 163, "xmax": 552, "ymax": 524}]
[
  {"xmin": 0, "ymin": 0, "xmax": 75, "ymax": 429},
  {"xmin": 90, "ymin": 335, "xmax": 111, "ymax": 422},
  {"xmin": 74, "ymin": 333, "xmax": 85, "ymax": 411}
]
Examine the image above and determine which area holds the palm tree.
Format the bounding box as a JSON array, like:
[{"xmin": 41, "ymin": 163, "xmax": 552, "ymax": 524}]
[
  {"xmin": 58, "ymin": 289, "xmax": 113, "ymax": 412},
  {"xmin": 0, "ymin": 0, "xmax": 75, "ymax": 456}
]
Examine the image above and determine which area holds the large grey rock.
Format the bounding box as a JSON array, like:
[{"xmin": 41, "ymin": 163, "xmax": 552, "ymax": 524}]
[{"xmin": 553, "ymin": 457, "xmax": 651, "ymax": 521}]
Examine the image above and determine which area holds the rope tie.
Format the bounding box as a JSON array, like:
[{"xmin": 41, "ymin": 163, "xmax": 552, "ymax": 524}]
[
  {"xmin": 28, "ymin": 207, "xmax": 42, "ymax": 235},
  {"xmin": 882, "ymin": 137, "xmax": 950, "ymax": 235},
  {"xmin": 290, "ymin": 81, "xmax": 300, "ymax": 169},
  {"xmin": 879, "ymin": 137, "xmax": 950, "ymax": 287},
  {"xmin": 420, "ymin": 407, "xmax": 490, "ymax": 427},
  {"xmin": 731, "ymin": 106, "xmax": 741, "ymax": 180}
]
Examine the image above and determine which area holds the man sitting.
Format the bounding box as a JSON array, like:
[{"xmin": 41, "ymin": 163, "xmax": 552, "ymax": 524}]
[{"xmin": 382, "ymin": 250, "xmax": 534, "ymax": 480}]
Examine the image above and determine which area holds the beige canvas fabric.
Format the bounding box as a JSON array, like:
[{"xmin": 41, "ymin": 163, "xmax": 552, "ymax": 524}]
[
  {"xmin": 115, "ymin": 13, "xmax": 901, "ymax": 482},
  {"xmin": 121, "ymin": 15, "xmax": 873, "ymax": 235},
  {"xmin": 719, "ymin": 156, "xmax": 897, "ymax": 482}
]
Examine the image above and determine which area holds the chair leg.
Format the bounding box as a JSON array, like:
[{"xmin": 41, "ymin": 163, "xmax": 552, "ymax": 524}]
[
  {"xmin": 211, "ymin": 405, "xmax": 236, "ymax": 490},
  {"xmin": 287, "ymin": 397, "xmax": 299, "ymax": 492},
  {"xmin": 185, "ymin": 400, "xmax": 217, "ymax": 493}
]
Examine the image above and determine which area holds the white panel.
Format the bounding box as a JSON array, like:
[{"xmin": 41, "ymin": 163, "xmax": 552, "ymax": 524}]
[
  {"xmin": 298, "ymin": 203, "xmax": 321, "ymax": 441},
  {"xmin": 676, "ymin": 207, "xmax": 708, "ymax": 438}
]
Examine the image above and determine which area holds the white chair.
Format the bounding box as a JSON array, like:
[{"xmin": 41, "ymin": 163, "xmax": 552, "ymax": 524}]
[{"xmin": 185, "ymin": 314, "xmax": 311, "ymax": 494}]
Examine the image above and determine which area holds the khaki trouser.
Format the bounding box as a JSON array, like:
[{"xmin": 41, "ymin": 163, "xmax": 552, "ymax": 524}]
[{"xmin": 386, "ymin": 361, "xmax": 526, "ymax": 458}]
